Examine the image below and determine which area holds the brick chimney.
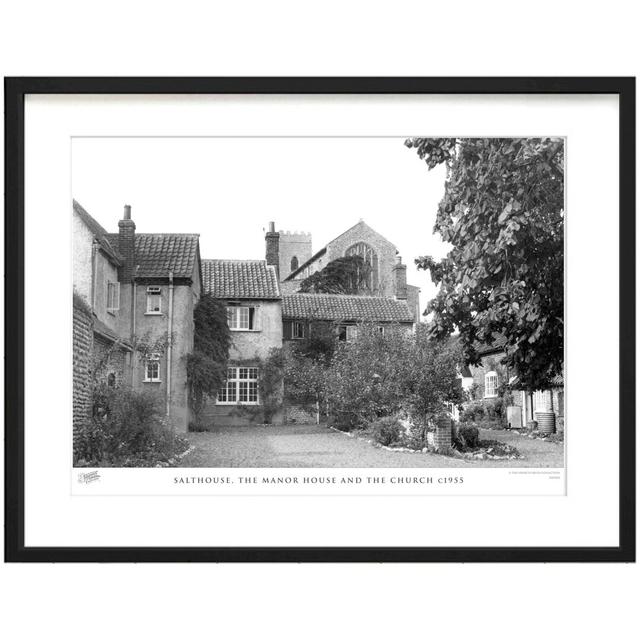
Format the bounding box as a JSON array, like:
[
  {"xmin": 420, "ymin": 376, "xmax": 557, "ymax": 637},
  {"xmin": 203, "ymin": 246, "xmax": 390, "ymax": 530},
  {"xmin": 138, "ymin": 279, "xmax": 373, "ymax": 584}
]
[
  {"xmin": 393, "ymin": 255, "xmax": 407, "ymax": 300},
  {"xmin": 118, "ymin": 204, "xmax": 136, "ymax": 283},
  {"xmin": 265, "ymin": 221, "xmax": 280, "ymax": 278}
]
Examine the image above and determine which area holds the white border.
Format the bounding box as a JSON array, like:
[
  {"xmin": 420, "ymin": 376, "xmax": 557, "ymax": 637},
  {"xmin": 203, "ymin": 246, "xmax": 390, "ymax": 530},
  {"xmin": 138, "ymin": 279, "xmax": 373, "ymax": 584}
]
[{"xmin": 24, "ymin": 94, "xmax": 619, "ymax": 547}]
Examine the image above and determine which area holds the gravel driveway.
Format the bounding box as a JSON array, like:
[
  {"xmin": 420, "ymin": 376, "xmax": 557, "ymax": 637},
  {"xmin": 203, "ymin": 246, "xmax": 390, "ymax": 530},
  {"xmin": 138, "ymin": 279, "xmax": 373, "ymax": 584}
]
[{"xmin": 179, "ymin": 424, "xmax": 564, "ymax": 468}]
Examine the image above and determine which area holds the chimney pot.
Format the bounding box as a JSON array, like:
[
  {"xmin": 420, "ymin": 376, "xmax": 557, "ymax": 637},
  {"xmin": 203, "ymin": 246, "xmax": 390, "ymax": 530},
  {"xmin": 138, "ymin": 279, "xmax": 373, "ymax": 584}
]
[
  {"xmin": 393, "ymin": 256, "xmax": 407, "ymax": 300},
  {"xmin": 265, "ymin": 222, "xmax": 280, "ymax": 278},
  {"xmin": 118, "ymin": 204, "xmax": 136, "ymax": 283}
]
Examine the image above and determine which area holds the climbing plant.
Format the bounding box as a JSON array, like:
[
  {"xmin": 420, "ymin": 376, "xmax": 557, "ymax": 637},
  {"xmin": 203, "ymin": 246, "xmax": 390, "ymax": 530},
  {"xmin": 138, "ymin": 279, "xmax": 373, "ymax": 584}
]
[{"xmin": 185, "ymin": 294, "xmax": 231, "ymax": 424}]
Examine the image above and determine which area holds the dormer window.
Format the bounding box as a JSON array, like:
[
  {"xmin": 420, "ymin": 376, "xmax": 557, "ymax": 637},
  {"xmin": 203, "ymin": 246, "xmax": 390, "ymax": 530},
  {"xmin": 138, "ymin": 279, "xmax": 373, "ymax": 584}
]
[{"xmin": 146, "ymin": 287, "xmax": 162, "ymax": 314}]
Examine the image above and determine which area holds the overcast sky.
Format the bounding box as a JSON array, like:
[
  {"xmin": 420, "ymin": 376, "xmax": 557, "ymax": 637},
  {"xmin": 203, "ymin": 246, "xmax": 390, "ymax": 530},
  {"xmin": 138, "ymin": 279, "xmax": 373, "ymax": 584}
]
[{"xmin": 72, "ymin": 137, "xmax": 449, "ymax": 306}]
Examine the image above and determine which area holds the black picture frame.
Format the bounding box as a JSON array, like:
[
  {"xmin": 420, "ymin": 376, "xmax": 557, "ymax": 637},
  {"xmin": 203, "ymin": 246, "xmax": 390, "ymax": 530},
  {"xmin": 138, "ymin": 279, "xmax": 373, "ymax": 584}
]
[{"xmin": 4, "ymin": 77, "xmax": 636, "ymax": 563}]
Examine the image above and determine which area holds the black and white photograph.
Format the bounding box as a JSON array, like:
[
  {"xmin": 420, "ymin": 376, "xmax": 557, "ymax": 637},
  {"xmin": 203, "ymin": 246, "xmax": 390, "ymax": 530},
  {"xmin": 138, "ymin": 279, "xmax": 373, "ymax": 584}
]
[
  {"xmin": 6, "ymin": 76, "xmax": 632, "ymax": 564},
  {"xmin": 72, "ymin": 136, "xmax": 565, "ymax": 471}
]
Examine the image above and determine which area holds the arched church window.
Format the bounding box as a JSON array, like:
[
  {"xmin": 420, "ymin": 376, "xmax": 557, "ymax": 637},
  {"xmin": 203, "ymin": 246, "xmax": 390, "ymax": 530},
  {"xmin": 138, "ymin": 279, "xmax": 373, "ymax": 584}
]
[
  {"xmin": 345, "ymin": 242, "xmax": 378, "ymax": 290},
  {"xmin": 290, "ymin": 256, "xmax": 299, "ymax": 272}
]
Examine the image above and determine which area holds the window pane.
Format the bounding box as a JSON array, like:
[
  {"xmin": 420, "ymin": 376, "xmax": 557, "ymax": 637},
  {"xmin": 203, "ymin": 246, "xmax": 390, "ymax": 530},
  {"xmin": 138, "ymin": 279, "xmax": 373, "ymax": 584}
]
[
  {"xmin": 239, "ymin": 307, "xmax": 249, "ymax": 329},
  {"xmin": 147, "ymin": 291, "xmax": 161, "ymax": 312}
]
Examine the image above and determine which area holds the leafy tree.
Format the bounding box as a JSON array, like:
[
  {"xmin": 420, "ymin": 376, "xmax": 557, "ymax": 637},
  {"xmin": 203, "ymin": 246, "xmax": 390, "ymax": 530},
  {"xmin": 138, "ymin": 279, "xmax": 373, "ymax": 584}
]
[
  {"xmin": 405, "ymin": 137, "xmax": 564, "ymax": 390},
  {"xmin": 402, "ymin": 327, "xmax": 465, "ymax": 423},
  {"xmin": 186, "ymin": 294, "xmax": 231, "ymax": 424},
  {"xmin": 283, "ymin": 350, "xmax": 328, "ymax": 423},
  {"xmin": 290, "ymin": 320, "xmax": 337, "ymax": 363},
  {"xmin": 298, "ymin": 255, "xmax": 372, "ymax": 294},
  {"xmin": 283, "ymin": 321, "xmax": 337, "ymax": 423},
  {"xmin": 322, "ymin": 324, "xmax": 464, "ymax": 429}
]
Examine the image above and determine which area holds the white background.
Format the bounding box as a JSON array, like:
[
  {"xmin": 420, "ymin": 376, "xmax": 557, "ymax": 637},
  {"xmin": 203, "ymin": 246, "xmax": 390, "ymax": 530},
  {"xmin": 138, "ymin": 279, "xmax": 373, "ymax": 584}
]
[
  {"xmin": 26, "ymin": 93, "xmax": 608, "ymax": 547},
  {"xmin": 1, "ymin": 2, "xmax": 638, "ymax": 640}
]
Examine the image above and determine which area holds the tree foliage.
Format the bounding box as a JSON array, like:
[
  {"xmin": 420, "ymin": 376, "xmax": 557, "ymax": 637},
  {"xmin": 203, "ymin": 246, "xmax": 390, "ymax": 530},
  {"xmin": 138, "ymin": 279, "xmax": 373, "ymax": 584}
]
[
  {"xmin": 186, "ymin": 294, "xmax": 231, "ymax": 422},
  {"xmin": 298, "ymin": 255, "xmax": 371, "ymax": 294},
  {"xmin": 405, "ymin": 137, "xmax": 564, "ymax": 390},
  {"xmin": 284, "ymin": 323, "xmax": 464, "ymax": 430}
]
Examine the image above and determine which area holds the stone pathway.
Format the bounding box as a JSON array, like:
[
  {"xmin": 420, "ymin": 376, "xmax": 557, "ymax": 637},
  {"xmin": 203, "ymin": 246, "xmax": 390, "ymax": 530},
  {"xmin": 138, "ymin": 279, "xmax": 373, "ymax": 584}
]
[{"xmin": 178, "ymin": 424, "xmax": 564, "ymax": 468}]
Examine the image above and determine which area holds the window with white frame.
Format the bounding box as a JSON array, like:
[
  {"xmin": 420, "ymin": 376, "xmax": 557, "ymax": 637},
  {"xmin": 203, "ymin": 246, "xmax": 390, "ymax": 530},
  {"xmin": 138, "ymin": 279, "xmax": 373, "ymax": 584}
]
[
  {"xmin": 226, "ymin": 306, "xmax": 257, "ymax": 331},
  {"xmin": 292, "ymin": 321, "xmax": 306, "ymax": 339},
  {"xmin": 217, "ymin": 367, "xmax": 259, "ymax": 404},
  {"xmin": 484, "ymin": 371, "xmax": 498, "ymax": 398},
  {"xmin": 106, "ymin": 281, "xmax": 120, "ymax": 312},
  {"xmin": 146, "ymin": 287, "xmax": 162, "ymax": 314},
  {"xmin": 144, "ymin": 355, "xmax": 161, "ymax": 382}
]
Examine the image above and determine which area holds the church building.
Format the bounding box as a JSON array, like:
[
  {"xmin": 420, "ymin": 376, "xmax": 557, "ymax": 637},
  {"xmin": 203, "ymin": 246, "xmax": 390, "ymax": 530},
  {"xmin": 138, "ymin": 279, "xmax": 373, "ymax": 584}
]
[{"xmin": 267, "ymin": 219, "xmax": 421, "ymax": 322}]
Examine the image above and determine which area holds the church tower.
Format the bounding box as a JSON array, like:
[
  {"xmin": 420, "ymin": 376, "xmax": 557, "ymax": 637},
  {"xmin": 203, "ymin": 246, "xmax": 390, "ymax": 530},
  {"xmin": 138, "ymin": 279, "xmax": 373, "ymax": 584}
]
[{"xmin": 277, "ymin": 229, "xmax": 313, "ymax": 280}]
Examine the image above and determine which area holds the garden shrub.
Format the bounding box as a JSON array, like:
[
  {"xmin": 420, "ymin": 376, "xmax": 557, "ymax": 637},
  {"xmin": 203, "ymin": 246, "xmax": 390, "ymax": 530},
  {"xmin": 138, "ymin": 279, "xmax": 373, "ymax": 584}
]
[
  {"xmin": 328, "ymin": 411, "xmax": 363, "ymax": 432},
  {"xmin": 75, "ymin": 383, "xmax": 188, "ymax": 467},
  {"xmin": 369, "ymin": 417, "xmax": 402, "ymax": 447},
  {"xmin": 74, "ymin": 417, "xmax": 107, "ymax": 463},
  {"xmin": 461, "ymin": 397, "xmax": 505, "ymax": 426},
  {"xmin": 455, "ymin": 424, "xmax": 480, "ymax": 449},
  {"xmin": 188, "ymin": 421, "xmax": 210, "ymax": 432}
]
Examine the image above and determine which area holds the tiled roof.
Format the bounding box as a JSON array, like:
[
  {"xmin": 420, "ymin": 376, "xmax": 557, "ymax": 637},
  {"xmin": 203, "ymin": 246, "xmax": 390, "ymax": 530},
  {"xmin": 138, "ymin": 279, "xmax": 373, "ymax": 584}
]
[
  {"xmin": 106, "ymin": 233, "xmax": 200, "ymax": 279},
  {"xmin": 93, "ymin": 317, "xmax": 133, "ymax": 350},
  {"xmin": 73, "ymin": 200, "xmax": 123, "ymax": 264},
  {"xmin": 476, "ymin": 333, "xmax": 508, "ymax": 355},
  {"xmin": 282, "ymin": 293, "xmax": 414, "ymax": 322},
  {"xmin": 510, "ymin": 373, "xmax": 564, "ymax": 389},
  {"xmin": 202, "ymin": 260, "xmax": 281, "ymax": 299}
]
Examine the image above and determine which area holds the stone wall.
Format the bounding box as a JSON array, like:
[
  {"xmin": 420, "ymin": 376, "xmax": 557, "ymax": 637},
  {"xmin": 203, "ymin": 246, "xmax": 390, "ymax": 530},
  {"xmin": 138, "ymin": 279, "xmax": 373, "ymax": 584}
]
[
  {"xmin": 73, "ymin": 295, "xmax": 93, "ymax": 455},
  {"xmin": 278, "ymin": 231, "xmax": 312, "ymax": 280},
  {"xmin": 323, "ymin": 222, "xmax": 398, "ymax": 298},
  {"xmin": 468, "ymin": 353, "xmax": 510, "ymax": 399},
  {"xmin": 284, "ymin": 402, "xmax": 318, "ymax": 425},
  {"xmin": 93, "ymin": 333, "xmax": 129, "ymax": 386}
]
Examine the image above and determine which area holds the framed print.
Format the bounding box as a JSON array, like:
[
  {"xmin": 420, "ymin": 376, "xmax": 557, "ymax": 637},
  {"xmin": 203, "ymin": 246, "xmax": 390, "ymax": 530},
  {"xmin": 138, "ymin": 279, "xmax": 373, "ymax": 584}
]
[{"xmin": 4, "ymin": 77, "xmax": 635, "ymax": 562}]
